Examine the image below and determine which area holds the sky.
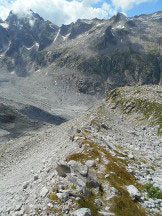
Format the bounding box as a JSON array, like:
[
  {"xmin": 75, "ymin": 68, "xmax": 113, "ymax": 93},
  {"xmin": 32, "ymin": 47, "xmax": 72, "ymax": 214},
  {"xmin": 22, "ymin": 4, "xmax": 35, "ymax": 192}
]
[{"xmin": 0, "ymin": 0, "xmax": 162, "ymax": 26}]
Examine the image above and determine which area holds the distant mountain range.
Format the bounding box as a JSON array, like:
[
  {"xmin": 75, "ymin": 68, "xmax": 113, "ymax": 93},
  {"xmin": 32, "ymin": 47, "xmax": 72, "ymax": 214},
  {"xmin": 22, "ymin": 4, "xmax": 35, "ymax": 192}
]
[{"xmin": 0, "ymin": 10, "xmax": 162, "ymax": 94}]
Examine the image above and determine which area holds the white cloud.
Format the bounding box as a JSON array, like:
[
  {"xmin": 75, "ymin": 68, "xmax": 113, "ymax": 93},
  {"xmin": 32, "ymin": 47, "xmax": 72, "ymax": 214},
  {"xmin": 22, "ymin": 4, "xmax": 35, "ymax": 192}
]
[
  {"xmin": 111, "ymin": 0, "xmax": 154, "ymax": 12},
  {"xmin": 0, "ymin": 0, "xmax": 117, "ymax": 26},
  {"xmin": 82, "ymin": 0, "xmax": 102, "ymax": 6},
  {"xmin": 102, "ymin": 2, "xmax": 117, "ymax": 16}
]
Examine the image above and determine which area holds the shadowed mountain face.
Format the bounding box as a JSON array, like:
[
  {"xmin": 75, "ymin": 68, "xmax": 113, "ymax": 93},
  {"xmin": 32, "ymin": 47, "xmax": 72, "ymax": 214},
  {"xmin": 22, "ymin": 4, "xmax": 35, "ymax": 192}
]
[
  {"xmin": 0, "ymin": 101, "xmax": 67, "ymax": 143},
  {"xmin": 20, "ymin": 106, "xmax": 67, "ymax": 125},
  {"xmin": 0, "ymin": 10, "xmax": 161, "ymax": 93}
]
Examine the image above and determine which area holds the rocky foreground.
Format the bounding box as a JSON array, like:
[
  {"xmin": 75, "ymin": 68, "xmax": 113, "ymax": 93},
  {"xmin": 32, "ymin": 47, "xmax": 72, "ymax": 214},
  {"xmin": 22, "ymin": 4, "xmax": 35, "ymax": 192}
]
[{"xmin": 0, "ymin": 85, "xmax": 162, "ymax": 216}]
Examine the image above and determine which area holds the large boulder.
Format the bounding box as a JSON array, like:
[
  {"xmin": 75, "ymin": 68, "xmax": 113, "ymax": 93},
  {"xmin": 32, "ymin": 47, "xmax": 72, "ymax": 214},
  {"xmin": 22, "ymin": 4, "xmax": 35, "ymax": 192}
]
[
  {"xmin": 56, "ymin": 161, "xmax": 71, "ymax": 177},
  {"xmin": 71, "ymin": 208, "xmax": 92, "ymax": 216},
  {"xmin": 126, "ymin": 185, "xmax": 141, "ymax": 201},
  {"xmin": 68, "ymin": 160, "xmax": 88, "ymax": 177}
]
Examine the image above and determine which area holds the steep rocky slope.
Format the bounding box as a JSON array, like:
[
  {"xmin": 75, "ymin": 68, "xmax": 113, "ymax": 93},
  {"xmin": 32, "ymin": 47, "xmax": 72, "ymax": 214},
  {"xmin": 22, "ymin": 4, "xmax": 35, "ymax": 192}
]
[
  {"xmin": 0, "ymin": 85, "xmax": 161, "ymax": 216},
  {"xmin": 0, "ymin": 96, "xmax": 68, "ymax": 149}
]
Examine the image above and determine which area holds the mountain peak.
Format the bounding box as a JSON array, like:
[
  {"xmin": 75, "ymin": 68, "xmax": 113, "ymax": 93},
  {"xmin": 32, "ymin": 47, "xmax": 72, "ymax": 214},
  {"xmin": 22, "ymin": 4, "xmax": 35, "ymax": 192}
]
[
  {"xmin": 6, "ymin": 9, "xmax": 44, "ymax": 25},
  {"xmin": 111, "ymin": 12, "xmax": 128, "ymax": 23}
]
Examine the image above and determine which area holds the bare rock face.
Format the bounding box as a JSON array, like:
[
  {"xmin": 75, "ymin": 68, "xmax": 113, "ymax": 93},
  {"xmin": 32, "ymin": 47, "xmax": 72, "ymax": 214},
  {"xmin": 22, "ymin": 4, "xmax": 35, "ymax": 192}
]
[
  {"xmin": 5, "ymin": 10, "xmax": 59, "ymax": 53},
  {"xmin": 0, "ymin": 25, "xmax": 9, "ymax": 52}
]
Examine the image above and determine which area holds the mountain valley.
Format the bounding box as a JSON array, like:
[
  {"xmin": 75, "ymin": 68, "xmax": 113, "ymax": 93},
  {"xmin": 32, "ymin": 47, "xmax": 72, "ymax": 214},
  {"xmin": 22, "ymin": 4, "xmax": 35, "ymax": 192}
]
[{"xmin": 0, "ymin": 10, "xmax": 162, "ymax": 216}]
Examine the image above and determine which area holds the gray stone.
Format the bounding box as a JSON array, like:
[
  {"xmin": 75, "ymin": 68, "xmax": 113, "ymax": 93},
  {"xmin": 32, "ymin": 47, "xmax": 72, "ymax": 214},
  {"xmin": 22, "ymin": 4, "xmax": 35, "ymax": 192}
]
[
  {"xmin": 126, "ymin": 185, "xmax": 141, "ymax": 201},
  {"xmin": 71, "ymin": 208, "xmax": 92, "ymax": 216},
  {"xmin": 63, "ymin": 207, "xmax": 70, "ymax": 214},
  {"xmin": 23, "ymin": 182, "xmax": 29, "ymax": 190},
  {"xmin": 15, "ymin": 203, "xmax": 22, "ymax": 211},
  {"xmin": 69, "ymin": 174, "xmax": 86, "ymax": 188},
  {"xmin": 40, "ymin": 187, "xmax": 49, "ymax": 197},
  {"xmin": 85, "ymin": 160, "xmax": 96, "ymax": 168},
  {"xmin": 105, "ymin": 174, "xmax": 110, "ymax": 179},
  {"xmin": 87, "ymin": 175, "xmax": 100, "ymax": 188},
  {"xmin": 78, "ymin": 142, "xmax": 83, "ymax": 148},
  {"xmin": 34, "ymin": 175, "xmax": 39, "ymax": 181},
  {"xmin": 82, "ymin": 186, "xmax": 91, "ymax": 196},
  {"xmin": 56, "ymin": 192, "xmax": 69, "ymax": 202},
  {"xmin": 95, "ymin": 199, "xmax": 102, "ymax": 206},
  {"xmin": 68, "ymin": 160, "xmax": 88, "ymax": 177},
  {"xmin": 98, "ymin": 212, "xmax": 115, "ymax": 216},
  {"xmin": 128, "ymin": 154, "xmax": 134, "ymax": 160},
  {"xmin": 48, "ymin": 203, "xmax": 54, "ymax": 208},
  {"xmin": 110, "ymin": 187, "xmax": 119, "ymax": 195},
  {"xmin": 76, "ymin": 129, "xmax": 81, "ymax": 133},
  {"xmin": 56, "ymin": 161, "xmax": 71, "ymax": 177}
]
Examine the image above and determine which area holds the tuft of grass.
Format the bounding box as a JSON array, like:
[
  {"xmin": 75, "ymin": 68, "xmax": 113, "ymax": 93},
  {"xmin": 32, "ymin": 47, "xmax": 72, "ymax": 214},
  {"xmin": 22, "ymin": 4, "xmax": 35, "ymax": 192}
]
[
  {"xmin": 111, "ymin": 191, "xmax": 146, "ymax": 216},
  {"xmin": 49, "ymin": 194, "xmax": 62, "ymax": 205},
  {"xmin": 50, "ymin": 207, "xmax": 63, "ymax": 215},
  {"xmin": 67, "ymin": 152, "xmax": 89, "ymax": 163},
  {"xmin": 98, "ymin": 147, "xmax": 146, "ymax": 216},
  {"xmin": 71, "ymin": 184, "xmax": 77, "ymax": 190},
  {"xmin": 143, "ymin": 183, "xmax": 162, "ymax": 199},
  {"xmin": 67, "ymin": 139, "xmax": 101, "ymax": 163},
  {"xmin": 77, "ymin": 193, "xmax": 100, "ymax": 216}
]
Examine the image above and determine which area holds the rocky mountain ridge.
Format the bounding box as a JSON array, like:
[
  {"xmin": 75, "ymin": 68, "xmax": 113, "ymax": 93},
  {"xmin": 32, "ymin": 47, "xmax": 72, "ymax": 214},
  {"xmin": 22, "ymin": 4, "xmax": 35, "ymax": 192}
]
[{"xmin": 0, "ymin": 10, "xmax": 162, "ymax": 93}]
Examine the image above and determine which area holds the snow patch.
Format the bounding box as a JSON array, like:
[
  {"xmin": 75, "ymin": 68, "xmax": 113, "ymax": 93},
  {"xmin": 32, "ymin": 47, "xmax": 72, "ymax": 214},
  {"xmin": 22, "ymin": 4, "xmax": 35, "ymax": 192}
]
[
  {"xmin": 53, "ymin": 29, "xmax": 60, "ymax": 42},
  {"xmin": 82, "ymin": 20, "xmax": 93, "ymax": 24},
  {"xmin": 29, "ymin": 19, "xmax": 35, "ymax": 27},
  {"xmin": 26, "ymin": 43, "xmax": 39, "ymax": 50},
  {"xmin": 0, "ymin": 54, "xmax": 4, "ymax": 58},
  {"xmin": 116, "ymin": 24, "xmax": 125, "ymax": 29},
  {"xmin": 4, "ymin": 41, "xmax": 11, "ymax": 55},
  {"xmin": 62, "ymin": 33, "xmax": 70, "ymax": 41},
  {"xmin": 49, "ymin": 24, "xmax": 55, "ymax": 30},
  {"xmin": 96, "ymin": 23, "xmax": 103, "ymax": 27},
  {"xmin": 0, "ymin": 23, "xmax": 9, "ymax": 29},
  {"xmin": 35, "ymin": 43, "xmax": 39, "ymax": 47}
]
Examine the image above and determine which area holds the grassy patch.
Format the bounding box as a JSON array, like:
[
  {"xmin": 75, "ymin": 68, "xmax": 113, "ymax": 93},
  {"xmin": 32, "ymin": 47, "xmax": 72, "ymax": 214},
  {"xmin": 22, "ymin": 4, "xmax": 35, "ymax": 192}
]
[
  {"xmin": 67, "ymin": 132, "xmax": 146, "ymax": 216},
  {"xmin": 102, "ymin": 150, "xmax": 145, "ymax": 216},
  {"xmin": 67, "ymin": 139, "xmax": 101, "ymax": 163},
  {"xmin": 71, "ymin": 184, "xmax": 77, "ymax": 190},
  {"xmin": 77, "ymin": 193, "xmax": 100, "ymax": 216},
  {"xmin": 143, "ymin": 183, "xmax": 162, "ymax": 199},
  {"xmin": 111, "ymin": 192, "xmax": 146, "ymax": 216},
  {"xmin": 49, "ymin": 194, "xmax": 62, "ymax": 205},
  {"xmin": 50, "ymin": 207, "xmax": 62, "ymax": 215},
  {"xmin": 106, "ymin": 88, "xmax": 162, "ymax": 135}
]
